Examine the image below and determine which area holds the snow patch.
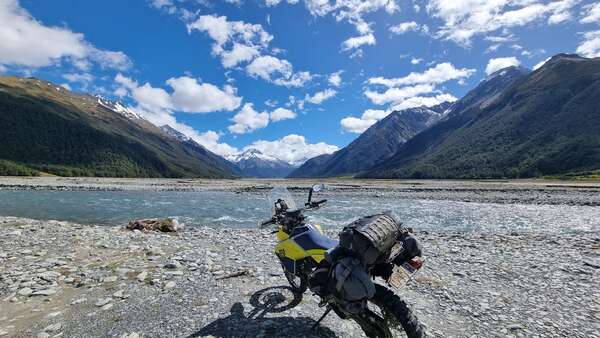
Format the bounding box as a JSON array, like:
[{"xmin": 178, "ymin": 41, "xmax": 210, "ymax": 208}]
[
  {"xmin": 96, "ymin": 96, "xmax": 143, "ymax": 120},
  {"xmin": 227, "ymin": 149, "xmax": 283, "ymax": 164}
]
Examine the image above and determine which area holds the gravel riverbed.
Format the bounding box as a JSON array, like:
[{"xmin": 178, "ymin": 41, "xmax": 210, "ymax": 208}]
[
  {"xmin": 2, "ymin": 177, "xmax": 600, "ymax": 206},
  {"xmin": 1, "ymin": 216, "xmax": 599, "ymax": 338}
]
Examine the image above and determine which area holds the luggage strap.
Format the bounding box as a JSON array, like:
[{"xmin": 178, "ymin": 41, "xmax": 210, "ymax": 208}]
[{"xmin": 335, "ymin": 260, "xmax": 354, "ymax": 292}]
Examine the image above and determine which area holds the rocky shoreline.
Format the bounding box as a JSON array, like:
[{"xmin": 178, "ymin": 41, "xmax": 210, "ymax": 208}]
[{"xmin": 1, "ymin": 216, "xmax": 599, "ymax": 338}]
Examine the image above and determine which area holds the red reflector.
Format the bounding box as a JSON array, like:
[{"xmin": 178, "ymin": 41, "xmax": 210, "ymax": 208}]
[{"xmin": 409, "ymin": 257, "xmax": 423, "ymax": 270}]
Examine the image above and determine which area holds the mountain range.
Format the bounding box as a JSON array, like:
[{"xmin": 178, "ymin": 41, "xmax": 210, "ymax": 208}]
[
  {"xmin": 0, "ymin": 76, "xmax": 237, "ymax": 178},
  {"xmin": 294, "ymin": 54, "xmax": 600, "ymax": 179},
  {"xmin": 289, "ymin": 102, "xmax": 451, "ymax": 178},
  {"xmin": 0, "ymin": 76, "xmax": 301, "ymax": 178},
  {"xmin": 363, "ymin": 54, "xmax": 600, "ymax": 179},
  {"xmin": 1, "ymin": 53, "xmax": 599, "ymax": 179},
  {"xmin": 227, "ymin": 149, "xmax": 297, "ymax": 178}
]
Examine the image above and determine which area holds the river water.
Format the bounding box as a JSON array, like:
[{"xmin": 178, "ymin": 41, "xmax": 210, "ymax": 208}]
[{"xmin": 0, "ymin": 190, "xmax": 598, "ymax": 234}]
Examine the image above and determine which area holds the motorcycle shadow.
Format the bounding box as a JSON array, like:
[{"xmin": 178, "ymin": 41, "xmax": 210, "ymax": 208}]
[{"xmin": 185, "ymin": 286, "xmax": 339, "ymax": 338}]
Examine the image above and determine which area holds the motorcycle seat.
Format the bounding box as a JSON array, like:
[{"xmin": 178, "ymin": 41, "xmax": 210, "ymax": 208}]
[{"xmin": 291, "ymin": 225, "xmax": 338, "ymax": 251}]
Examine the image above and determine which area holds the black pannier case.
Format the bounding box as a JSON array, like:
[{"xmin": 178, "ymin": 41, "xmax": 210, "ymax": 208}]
[{"xmin": 338, "ymin": 212, "xmax": 401, "ymax": 266}]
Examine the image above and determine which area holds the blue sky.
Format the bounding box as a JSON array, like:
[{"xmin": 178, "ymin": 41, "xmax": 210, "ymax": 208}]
[{"xmin": 2, "ymin": 0, "xmax": 600, "ymax": 164}]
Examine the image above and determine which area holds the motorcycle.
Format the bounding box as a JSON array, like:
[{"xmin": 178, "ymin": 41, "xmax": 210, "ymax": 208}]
[{"xmin": 259, "ymin": 184, "xmax": 425, "ymax": 338}]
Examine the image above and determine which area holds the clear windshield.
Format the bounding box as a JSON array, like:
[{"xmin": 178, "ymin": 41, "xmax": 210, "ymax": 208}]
[{"xmin": 267, "ymin": 186, "xmax": 297, "ymax": 217}]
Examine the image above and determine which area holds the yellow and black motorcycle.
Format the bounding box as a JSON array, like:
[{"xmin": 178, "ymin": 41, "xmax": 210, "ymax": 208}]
[{"xmin": 259, "ymin": 184, "xmax": 425, "ymax": 338}]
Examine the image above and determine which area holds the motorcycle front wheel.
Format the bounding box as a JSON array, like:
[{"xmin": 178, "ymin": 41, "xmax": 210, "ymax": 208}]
[
  {"xmin": 354, "ymin": 284, "xmax": 425, "ymax": 338},
  {"xmin": 283, "ymin": 268, "xmax": 308, "ymax": 294}
]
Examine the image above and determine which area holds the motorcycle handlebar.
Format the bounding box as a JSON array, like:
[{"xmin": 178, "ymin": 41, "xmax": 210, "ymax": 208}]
[
  {"xmin": 259, "ymin": 199, "xmax": 328, "ymax": 229},
  {"xmin": 259, "ymin": 218, "xmax": 275, "ymax": 229},
  {"xmin": 315, "ymin": 199, "xmax": 327, "ymax": 205},
  {"xmin": 307, "ymin": 199, "xmax": 327, "ymax": 208}
]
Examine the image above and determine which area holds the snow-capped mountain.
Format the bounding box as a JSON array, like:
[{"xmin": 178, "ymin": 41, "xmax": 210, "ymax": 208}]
[
  {"xmin": 227, "ymin": 149, "xmax": 297, "ymax": 178},
  {"xmin": 290, "ymin": 102, "xmax": 451, "ymax": 178},
  {"xmin": 160, "ymin": 125, "xmax": 191, "ymax": 143},
  {"xmin": 95, "ymin": 96, "xmax": 294, "ymax": 178},
  {"xmin": 95, "ymin": 96, "xmax": 144, "ymax": 120}
]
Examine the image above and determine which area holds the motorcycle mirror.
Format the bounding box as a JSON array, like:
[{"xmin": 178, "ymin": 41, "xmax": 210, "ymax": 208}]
[{"xmin": 307, "ymin": 183, "xmax": 325, "ymax": 205}]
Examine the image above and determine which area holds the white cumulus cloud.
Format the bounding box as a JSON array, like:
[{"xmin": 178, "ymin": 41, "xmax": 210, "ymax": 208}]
[
  {"xmin": 411, "ymin": 58, "xmax": 423, "ymax": 65},
  {"xmin": 187, "ymin": 15, "xmax": 273, "ymax": 69},
  {"xmin": 389, "ymin": 21, "xmax": 425, "ymax": 34},
  {"xmin": 389, "ymin": 94, "xmax": 457, "ymax": 111},
  {"xmin": 304, "ymin": 88, "xmax": 337, "ymax": 104},
  {"xmin": 302, "ymin": 0, "xmax": 399, "ymax": 56},
  {"xmin": 368, "ymin": 62, "xmax": 475, "ymax": 87},
  {"xmin": 365, "ymin": 62, "xmax": 470, "ymax": 110},
  {"xmin": 194, "ymin": 130, "xmax": 240, "ymax": 157},
  {"xmin": 115, "ymin": 74, "xmax": 242, "ymax": 114},
  {"xmin": 485, "ymin": 57, "xmax": 521, "ymax": 75},
  {"xmin": 187, "ymin": 14, "xmax": 312, "ymax": 87},
  {"xmin": 365, "ymin": 84, "xmax": 435, "ymax": 105},
  {"xmin": 0, "ymin": 0, "xmax": 131, "ymax": 71},
  {"xmin": 581, "ymin": 3, "xmax": 600, "ymax": 24},
  {"xmin": 166, "ymin": 76, "xmax": 242, "ymax": 113},
  {"xmin": 576, "ymin": 30, "xmax": 600, "ymax": 58},
  {"xmin": 340, "ymin": 109, "xmax": 388, "ymax": 134},
  {"xmin": 427, "ymin": 0, "xmax": 580, "ymax": 46},
  {"xmin": 228, "ymin": 103, "xmax": 270, "ymax": 134},
  {"xmin": 341, "ymin": 33, "xmax": 376, "ymax": 51},
  {"xmin": 270, "ymin": 107, "xmax": 297, "ymax": 122},
  {"xmin": 328, "ymin": 71, "xmax": 343, "ymax": 87},
  {"xmin": 63, "ymin": 73, "xmax": 94, "ymax": 83},
  {"xmin": 246, "ymin": 55, "xmax": 312, "ymax": 87}
]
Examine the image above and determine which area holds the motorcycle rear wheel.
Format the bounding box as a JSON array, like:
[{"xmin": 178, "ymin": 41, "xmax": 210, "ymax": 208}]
[{"xmin": 361, "ymin": 284, "xmax": 424, "ymax": 338}]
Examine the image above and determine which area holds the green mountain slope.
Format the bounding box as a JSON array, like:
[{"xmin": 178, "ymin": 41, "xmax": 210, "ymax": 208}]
[
  {"xmin": 289, "ymin": 103, "xmax": 450, "ymax": 178},
  {"xmin": 363, "ymin": 54, "xmax": 600, "ymax": 179},
  {"xmin": 0, "ymin": 76, "xmax": 237, "ymax": 178},
  {"xmin": 287, "ymin": 153, "xmax": 333, "ymax": 178}
]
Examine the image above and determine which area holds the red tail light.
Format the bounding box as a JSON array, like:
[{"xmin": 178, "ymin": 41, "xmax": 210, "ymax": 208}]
[{"xmin": 408, "ymin": 257, "xmax": 423, "ymax": 270}]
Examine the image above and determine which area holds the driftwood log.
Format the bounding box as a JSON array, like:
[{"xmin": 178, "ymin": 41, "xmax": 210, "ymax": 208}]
[{"xmin": 126, "ymin": 218, "xmax": 179, "ymax": 232}]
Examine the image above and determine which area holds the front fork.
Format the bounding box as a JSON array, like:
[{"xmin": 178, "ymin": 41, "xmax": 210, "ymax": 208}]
[{"xmin": 277, "ymin": 253, "xmax": 298, "ymax": 276}]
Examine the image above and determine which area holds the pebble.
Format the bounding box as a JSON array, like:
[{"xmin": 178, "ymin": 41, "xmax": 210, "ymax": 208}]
[
  {"xmin": 120, "ymin": 333, "xmax": 140, "ymax": 338},
  {"xmin": 95, "ymin": 298, "xmax": 112, "ymax": 307},
  {"xmin": 164, "ymin": 281, "xmax": 176, "ymax": 289},
  {"xmin": 164, "ymin": 261, "xmax": 181, "ymax": 269},
  {"xmin": 507, "ymin": 324, "xmax": 523, "ymax": 331},
  {"xmin": 583, "ymin": 260, "xmax": 600, "ymax": 269},
  {"xmin": 31, "ymin": 288, "xmax": 57, "ymax": 296},
  {"xmin": 103, "ymin": 276, "xmax": 118, "ymax": 283},
  {"xmin": 136, "ymin": 271, "xmax": 148, "ymax": 282},
  {"xmin": 17, "ymin": 287, "xmax": 33, "ymax": 296},
  {"xmin": 46, "ymin": 311, "xmax": 61, "ymax": 318},
  {"xmin": 44, "ymin": 323, "xmax": 62, "ymax": 332},
  {"xmin": 113, "ymin": 290, "xmax": 129, "ymax": 299},
  {"xmin": 166, "ymin": 270, "xmax": 183, "ymax": 276}
]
